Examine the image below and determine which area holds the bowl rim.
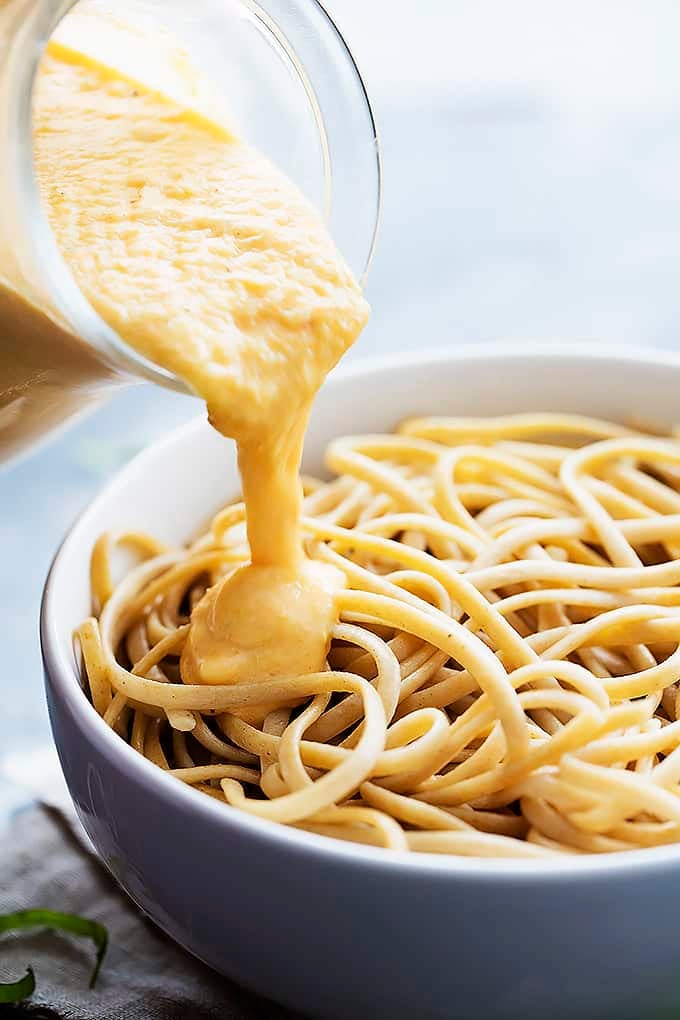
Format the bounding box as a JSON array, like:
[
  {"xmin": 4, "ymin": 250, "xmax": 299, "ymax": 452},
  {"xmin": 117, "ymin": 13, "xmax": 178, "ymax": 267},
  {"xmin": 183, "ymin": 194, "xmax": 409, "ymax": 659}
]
[{"xmin": 40, "ymin": 341, "xmax": 680, "ymax": 882}]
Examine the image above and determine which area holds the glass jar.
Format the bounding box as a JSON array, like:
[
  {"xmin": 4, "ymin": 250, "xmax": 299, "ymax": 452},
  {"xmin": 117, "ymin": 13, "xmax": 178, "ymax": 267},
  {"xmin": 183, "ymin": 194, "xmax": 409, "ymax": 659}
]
[{"xmin": 0, "ymin": 0, "xmax": 381, "ymax": 466}]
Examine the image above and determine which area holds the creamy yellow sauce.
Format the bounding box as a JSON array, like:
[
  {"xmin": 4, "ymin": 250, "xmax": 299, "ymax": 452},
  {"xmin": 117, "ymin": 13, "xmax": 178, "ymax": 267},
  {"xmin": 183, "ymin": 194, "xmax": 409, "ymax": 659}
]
[{"xmin": 34, "ymin": 9, "xmax": 368, "ymax": 704}]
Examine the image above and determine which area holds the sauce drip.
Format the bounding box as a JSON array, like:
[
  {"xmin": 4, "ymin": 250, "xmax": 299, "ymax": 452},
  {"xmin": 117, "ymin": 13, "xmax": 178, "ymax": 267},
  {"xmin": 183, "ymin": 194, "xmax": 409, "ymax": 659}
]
[{"xmin": 34, "ymin": 8, "xmax": 368, "ymax": 700}]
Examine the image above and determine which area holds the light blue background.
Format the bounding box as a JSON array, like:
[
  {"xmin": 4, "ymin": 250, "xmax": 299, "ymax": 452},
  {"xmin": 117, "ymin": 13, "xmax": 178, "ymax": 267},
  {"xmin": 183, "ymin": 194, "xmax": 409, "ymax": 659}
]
[{"xmin": 3, "ymin": 0, "xmax": 680, "ymax": 814}]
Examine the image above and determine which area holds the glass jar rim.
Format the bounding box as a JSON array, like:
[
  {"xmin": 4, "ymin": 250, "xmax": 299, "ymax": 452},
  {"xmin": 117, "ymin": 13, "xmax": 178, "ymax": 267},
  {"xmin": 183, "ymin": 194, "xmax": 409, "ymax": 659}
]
[{"xmin": 16, "ymin": 0, "xmax": 382, "ymax": 394}]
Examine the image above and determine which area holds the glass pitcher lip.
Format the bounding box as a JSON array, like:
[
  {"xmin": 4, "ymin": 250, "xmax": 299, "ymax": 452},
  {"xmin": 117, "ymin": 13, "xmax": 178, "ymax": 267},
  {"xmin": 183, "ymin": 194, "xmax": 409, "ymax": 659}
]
[{"xmin": 17, "ymin": 0, "xmax": 382, "ymax": 395}]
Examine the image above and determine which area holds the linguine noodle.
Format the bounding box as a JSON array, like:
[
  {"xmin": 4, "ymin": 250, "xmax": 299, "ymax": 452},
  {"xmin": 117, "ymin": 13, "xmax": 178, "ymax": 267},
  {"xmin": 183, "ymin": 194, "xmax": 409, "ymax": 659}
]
[{"xmin": 77, "ymin": 412, "xmax": 680, "ymax": 858}]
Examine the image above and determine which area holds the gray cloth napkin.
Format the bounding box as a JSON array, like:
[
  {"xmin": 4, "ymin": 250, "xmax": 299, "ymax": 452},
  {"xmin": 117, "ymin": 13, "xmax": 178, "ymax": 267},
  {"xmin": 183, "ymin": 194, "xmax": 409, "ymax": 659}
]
[{"xmin": 0, "ymin": 805, "xmax": 300, "ymax": 1019}]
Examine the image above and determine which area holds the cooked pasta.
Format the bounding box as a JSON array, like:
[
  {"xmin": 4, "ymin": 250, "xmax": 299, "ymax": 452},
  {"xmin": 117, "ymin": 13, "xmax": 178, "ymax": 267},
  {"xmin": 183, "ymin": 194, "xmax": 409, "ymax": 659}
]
[{"xmin": 77, "ymin": 412, "xmax": 680, "ymax": 858}]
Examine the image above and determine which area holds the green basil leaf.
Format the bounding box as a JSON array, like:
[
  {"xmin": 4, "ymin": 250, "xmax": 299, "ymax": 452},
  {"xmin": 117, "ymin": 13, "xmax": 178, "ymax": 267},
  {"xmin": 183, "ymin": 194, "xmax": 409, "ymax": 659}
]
[
  {"xmin": 0, "ymin": 966, "xmax": 35, "ymax": 1004},
  {"xmin": 0, "ymin": 909, "xmax": 108, "ymax": 999}
]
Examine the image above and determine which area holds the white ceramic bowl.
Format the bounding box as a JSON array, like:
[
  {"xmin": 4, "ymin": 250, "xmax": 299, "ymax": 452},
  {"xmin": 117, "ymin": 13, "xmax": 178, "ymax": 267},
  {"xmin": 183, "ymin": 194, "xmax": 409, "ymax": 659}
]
[{"xmin": 41, "ymin": 346, "xmax": 680, "ymax": 1020}]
